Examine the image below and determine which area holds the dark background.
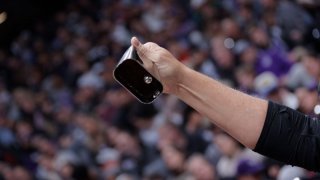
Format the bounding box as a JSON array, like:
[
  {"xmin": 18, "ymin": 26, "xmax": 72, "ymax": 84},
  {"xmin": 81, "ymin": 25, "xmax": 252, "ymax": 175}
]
[
  {"xmin": 1, "ymin": 0, "xmax": 319, "ymax": 52},
  {"xmin": 0, "ymin": 0, "xmax": 67, "ymax": 50}
]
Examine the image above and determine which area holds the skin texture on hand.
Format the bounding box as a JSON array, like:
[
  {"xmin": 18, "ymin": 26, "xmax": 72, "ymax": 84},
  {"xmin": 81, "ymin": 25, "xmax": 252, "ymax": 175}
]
[{"xmin": 131, "ymin": 37, "xmax": 185, "ymax": 94}]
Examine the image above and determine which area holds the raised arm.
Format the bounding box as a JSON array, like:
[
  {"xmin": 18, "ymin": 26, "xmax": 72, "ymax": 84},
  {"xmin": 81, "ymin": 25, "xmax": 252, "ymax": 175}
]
[
  {"xmin": 176, "ymin": 66, "xmax": 268, "ymax": 149},
  {"xmin": 131, "ymin": 37, "xmax": 268, "ymax": 149},
  {"xmin": 130, "ymin": 37, "xmax": 320, "ymax": 172}
]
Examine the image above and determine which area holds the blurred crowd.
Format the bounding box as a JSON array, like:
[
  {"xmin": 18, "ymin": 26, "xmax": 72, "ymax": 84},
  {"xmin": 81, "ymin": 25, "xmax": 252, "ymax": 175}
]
[{"xmin": 0, "ymin": 0, "xmax": 320, "ymax": 179}]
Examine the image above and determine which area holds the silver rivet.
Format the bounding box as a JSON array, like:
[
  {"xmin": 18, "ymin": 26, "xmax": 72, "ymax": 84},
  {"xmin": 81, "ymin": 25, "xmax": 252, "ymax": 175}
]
[
  {"xmin": 153, "ymin": 90, "xmax": 160, "ymax": 98},
  {"xmin": 144, "ymin": 76, "xmax": 152, "ymax": 84}
]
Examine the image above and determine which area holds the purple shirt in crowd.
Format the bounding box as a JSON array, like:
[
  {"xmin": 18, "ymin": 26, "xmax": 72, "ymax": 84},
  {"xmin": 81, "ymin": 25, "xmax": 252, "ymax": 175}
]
[{"xmin": 255, "ymin": 42, "xmax": 293, "ymax": 77}]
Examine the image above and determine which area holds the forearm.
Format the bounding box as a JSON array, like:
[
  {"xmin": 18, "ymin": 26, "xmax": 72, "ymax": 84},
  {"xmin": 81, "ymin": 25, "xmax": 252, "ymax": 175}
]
[{"xmin": 175, "ymin": 67, "xmax": 268, "ymax": 149}]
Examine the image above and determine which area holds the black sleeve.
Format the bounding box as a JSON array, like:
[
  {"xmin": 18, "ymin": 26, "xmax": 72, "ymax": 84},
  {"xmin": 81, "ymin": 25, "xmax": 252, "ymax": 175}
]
[{"xmin": 253, "ymin": 101, "xmax": 320, "ymax": 172}]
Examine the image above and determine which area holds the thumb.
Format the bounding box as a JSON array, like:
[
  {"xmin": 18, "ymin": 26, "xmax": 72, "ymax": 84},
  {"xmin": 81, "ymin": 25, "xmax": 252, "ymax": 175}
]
[
  {"xmin": 131, "ymin": 37, "xmax": 152, "ymax": 66},
  {"xmin": 131, "ymin": 37, "xmax": 161, "ymax": 63}
]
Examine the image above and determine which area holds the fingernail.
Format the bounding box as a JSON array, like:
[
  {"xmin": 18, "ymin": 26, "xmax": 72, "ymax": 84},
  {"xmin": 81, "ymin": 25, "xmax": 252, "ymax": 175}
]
[{"xmin": 131, "ymin": 37, "xmax": 141, "ymax": 47}]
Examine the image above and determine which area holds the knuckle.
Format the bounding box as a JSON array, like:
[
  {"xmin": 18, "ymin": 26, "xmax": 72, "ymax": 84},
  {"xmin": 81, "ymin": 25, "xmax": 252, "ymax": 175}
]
[
  {"xmin": 155, "ymin": 53, "xmax": 162, "ymax": 61},
  {"xmin": 144, "ymin": 42, "xmax": 153, "ymax": 47},
  {"xmin": 138, "ymin": 46, "xmax": 147, "ymax": 58}
]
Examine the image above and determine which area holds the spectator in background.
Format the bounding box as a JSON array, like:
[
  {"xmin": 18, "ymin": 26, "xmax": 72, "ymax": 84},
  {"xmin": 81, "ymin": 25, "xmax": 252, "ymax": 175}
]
[
  {"xmin": 96, "ymin": 147, "xmax": 121, "ymax": 179},
  {"xmin": 186, "ymin": 47, "xmax": 219, "ymax": 80},
  {"xmin": 214, "ymin": 132, "xmax": 264, "ymax": 179},
  {"xmin": 285, "ymin": 46, "xmax": 315, "ymax": 89},
  {"xmin": 254, "ymin": 71, "xmax": 299, "ymax": 109},
  {"xmin": 236, "ymin": 159, "xmax": 265, "ymax": 180},
  {"xmin": 249, "ymin": 25, "xmax": 293, "ymax": 77},
  {"xmin": 182, "ymin": 106, "xmax": 210, "ymax": 155},
  {"xmin": 295, "ymin": 87, "xmax": 319, "ymax": 116},
  {"xmin": 302, "ymin": 52, "xmax": 320, "ymax": 82},
  {"xmin": 235, "ymin": 65, "xmax": 256, "ymax": 94},
  {"xmin": 161, "ymin": 145, "xmax": 186, "ymax": 179},
  {"xmin": 185, "ymin": 154, "xmax": 216, "ymax": 180},
  {"xmin": 210, "ymin": 36, "xmax": 237, "ymax": 87}
]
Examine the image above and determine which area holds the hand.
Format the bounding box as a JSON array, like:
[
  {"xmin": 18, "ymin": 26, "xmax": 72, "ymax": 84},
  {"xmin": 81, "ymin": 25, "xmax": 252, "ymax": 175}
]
[{"xmin": 131, "ymin": 37, "xmax": 185, "ymax": 94}]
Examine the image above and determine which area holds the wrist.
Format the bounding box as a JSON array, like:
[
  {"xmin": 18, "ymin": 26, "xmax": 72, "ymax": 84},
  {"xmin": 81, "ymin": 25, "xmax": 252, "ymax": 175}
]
[{"xmin": 173, "ymin": 65, "xmax": 192, "ymax": 96}]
